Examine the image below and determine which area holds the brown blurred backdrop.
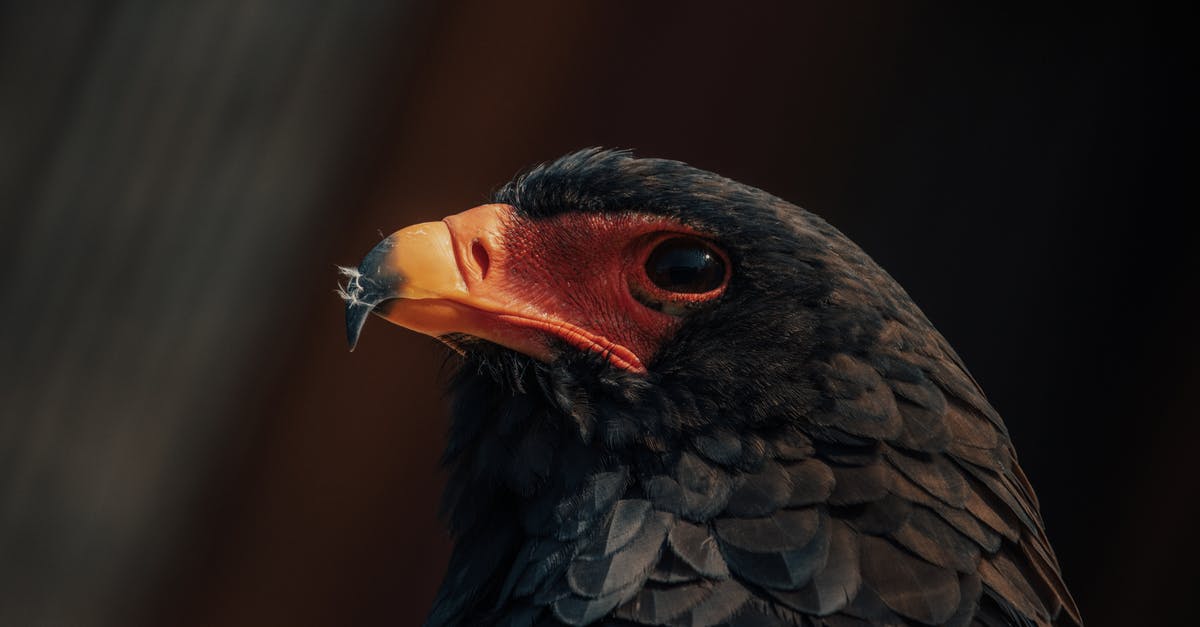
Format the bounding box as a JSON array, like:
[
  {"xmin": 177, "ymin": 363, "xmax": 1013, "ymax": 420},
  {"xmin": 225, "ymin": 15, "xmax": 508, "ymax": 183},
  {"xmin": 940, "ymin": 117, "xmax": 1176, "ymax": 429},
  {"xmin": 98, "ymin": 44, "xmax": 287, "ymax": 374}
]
[{"xmin": 1, "ymin": 2, "xmax": 1194, "ymax": 626}]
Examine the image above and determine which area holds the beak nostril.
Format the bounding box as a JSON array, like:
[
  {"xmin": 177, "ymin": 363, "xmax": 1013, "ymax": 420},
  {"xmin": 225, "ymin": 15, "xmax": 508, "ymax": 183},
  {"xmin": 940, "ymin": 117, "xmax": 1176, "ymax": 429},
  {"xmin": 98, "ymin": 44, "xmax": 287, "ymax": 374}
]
[{"xmin": 472, "ymin": 239, "xmax": 490, "ymax": 280}]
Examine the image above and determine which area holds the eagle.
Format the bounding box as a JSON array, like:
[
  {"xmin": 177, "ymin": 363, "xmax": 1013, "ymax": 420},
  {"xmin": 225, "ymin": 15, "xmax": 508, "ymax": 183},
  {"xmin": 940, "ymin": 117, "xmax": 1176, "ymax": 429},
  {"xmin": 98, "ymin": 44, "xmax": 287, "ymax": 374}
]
[{"xmin": 340, "ymin": 149, "xmax": 1081, "ymax": 626}]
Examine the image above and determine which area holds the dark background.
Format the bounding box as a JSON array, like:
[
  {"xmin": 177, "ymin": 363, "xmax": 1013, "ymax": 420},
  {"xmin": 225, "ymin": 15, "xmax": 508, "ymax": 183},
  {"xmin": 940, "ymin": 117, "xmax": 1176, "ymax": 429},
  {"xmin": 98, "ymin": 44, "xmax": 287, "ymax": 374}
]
[{"xmin": 1, "ymin": 2, "xmax": 1194, "ymax": 626}]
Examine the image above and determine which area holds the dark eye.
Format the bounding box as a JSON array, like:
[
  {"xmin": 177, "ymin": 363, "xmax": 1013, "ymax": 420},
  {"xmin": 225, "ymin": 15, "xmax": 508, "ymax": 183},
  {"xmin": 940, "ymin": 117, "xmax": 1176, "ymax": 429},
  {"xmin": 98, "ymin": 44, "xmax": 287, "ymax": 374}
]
[{"xmin": 644, "ymin": 237, "xmax": 726, "ymax": 293}]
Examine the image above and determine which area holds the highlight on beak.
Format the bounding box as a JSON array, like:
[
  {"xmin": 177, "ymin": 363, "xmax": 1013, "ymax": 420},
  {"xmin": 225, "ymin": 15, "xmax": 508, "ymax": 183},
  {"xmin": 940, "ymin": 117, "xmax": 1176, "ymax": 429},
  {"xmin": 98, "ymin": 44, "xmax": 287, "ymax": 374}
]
[
  {"xmin": 339, "ymin": 216, "xmax": 475, "ymax": 351},
  {"xmin": 338, "ymin": 234, "xmax": 403, "ymax": 351}
]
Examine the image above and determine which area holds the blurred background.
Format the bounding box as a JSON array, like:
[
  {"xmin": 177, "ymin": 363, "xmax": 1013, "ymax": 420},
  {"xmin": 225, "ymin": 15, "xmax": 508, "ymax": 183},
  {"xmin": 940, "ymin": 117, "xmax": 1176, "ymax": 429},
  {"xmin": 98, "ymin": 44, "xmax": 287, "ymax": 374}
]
[{"xmin": 1, "ymin": 2, "xmax": 1194, "ymax": 626}]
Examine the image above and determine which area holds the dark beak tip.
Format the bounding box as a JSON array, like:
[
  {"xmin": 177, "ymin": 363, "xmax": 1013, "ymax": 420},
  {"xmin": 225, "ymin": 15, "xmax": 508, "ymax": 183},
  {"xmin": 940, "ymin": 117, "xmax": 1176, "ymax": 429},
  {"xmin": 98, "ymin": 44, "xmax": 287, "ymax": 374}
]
[
  {"xmin": 345, "ymin": 302, "xmax": 374, "ymax": 351},
  {"xmin": 341, "ymin": 234, "xmax": 403, "ymax": 352}
]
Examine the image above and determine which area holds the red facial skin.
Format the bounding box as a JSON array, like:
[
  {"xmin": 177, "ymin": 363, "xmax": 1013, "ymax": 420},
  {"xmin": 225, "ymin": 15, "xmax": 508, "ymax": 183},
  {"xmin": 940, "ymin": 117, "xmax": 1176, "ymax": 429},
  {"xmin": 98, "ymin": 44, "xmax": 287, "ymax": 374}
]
[{"xmin": 441, "ymin": 205, "xmax": 729, "ymax": 372}]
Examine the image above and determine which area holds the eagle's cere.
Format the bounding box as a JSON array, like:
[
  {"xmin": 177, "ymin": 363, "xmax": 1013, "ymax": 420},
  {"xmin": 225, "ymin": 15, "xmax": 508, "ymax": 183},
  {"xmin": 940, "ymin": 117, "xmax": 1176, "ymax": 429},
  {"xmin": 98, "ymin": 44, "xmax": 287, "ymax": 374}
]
[{"xmin": 343, "ymin": 149, "xmax": 1081, "ymax": 627}]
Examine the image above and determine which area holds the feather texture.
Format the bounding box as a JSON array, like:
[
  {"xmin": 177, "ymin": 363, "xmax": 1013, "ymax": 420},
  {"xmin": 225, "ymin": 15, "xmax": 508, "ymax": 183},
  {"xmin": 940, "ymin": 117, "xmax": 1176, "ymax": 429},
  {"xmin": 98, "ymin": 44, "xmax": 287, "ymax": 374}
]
[
  {"xmin": 411, "ymin": 149, "xmax": 1079, "ymax": 627},
  {"xmin": 715, "ymin": 508, "xmax": 831, "ymax": 590}
]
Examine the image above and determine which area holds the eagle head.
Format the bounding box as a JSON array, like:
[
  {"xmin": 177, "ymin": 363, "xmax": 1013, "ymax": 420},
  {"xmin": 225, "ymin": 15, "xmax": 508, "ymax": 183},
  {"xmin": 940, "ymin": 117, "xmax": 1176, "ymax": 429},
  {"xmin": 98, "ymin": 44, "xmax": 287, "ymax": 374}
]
[{"xmin": 340, "ymin": 149, "xmax": 1079, "ymax": 627}]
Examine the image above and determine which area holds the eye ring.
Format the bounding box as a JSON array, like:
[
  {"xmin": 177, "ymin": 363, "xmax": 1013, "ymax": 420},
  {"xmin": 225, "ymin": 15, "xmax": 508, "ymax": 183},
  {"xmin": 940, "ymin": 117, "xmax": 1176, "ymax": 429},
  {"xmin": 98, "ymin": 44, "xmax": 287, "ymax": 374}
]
[{"xmin": 630, "ymin": 234, "xmax": 730, "ymax": 315}]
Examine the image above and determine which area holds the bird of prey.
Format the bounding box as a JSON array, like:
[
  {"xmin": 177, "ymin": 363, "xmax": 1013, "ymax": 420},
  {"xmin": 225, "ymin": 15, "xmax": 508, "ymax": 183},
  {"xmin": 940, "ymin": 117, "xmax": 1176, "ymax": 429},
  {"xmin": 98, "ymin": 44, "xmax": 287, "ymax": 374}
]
[{"xmin": 340, "ymin": 149, "xmax": 1081, "ymax": 627}]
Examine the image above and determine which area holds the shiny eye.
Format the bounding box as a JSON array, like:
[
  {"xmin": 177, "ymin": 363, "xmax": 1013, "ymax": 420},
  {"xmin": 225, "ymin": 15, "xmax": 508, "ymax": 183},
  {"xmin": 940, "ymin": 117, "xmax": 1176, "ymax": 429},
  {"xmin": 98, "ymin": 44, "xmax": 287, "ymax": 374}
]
[{"xmin": 644, "ymin": 237, "xmax": 726, "ymax": 294}]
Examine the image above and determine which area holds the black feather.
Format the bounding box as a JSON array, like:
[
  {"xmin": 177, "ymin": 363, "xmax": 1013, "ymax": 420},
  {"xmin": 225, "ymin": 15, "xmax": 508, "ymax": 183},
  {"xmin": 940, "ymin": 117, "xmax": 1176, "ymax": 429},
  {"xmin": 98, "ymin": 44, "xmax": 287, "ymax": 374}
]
[
  {"xmin": 932, "ymin": 503, "xmax": 1003, "ymax": 553},
  {"xmin": 722, "ymin": 602, "xmax": 798, "ymax": 627},
  {"xmin": 724, "ymin": 460, "xmax": 794, "ymax": 517},
  {"xmin": 666, "ymin": 520, "xmax": 730, "ymax": 580},
  {"xmin": 555, "ymin": 470, "xmax": 630, "ymax": 541},
  {"xmin": 785, "ymin": 459, "xmax": 835, "ymax": 507},
  {"xmin": 827, "ymin": 461, "xmax": 889, "ymax": 506},
  {"xmin": 583, "ymin": 499, "xmax": 652, "ymax": 558},
  {"xmin": 673, "ymin": 452, "xmax": 734, "ymax": 521},
  {"xmin": 715, "ymin": 508, "xmax": 831, "ymax": 590},
  {"xmin": 810, "ymin": 354, "xmax": 903, "ymax": 440},
  {"xmin": 883, "ymin": 447, "xmax": 968, "ymax": 508},
  {"xmin": 643, "ymin": 475, "xmax": 687, "ymax": 516},
  {"xmin": 648, "ymin": 546, "xmax": 702, "ymax": 584},
  {"xmin": 566, "ymin": 510, "xmax": 672, "ymax": 598},
  {"xmin": 500, "ymin": 539, "xmax": 565, "ymax": 601},
  {"xmin": 693, "ymin": 430, "xmax": 744, "ymax": 466},
  {"xmin": 859, "ymin": 535, "xmax": 961, "ymax": 625},
  {"xmin": 846, "ymin": 493, "xmax": 912, "ymax": 535},
  {"xmin": 978, "ymin": 550, "xmax": 1053, "ymax": 625},
  {"xmin": 839, "ymin": 582, "xmax": 906, "ymax": 626},
  {"xmin": 945, "ymin": 572, "xmax": 983, "ymax": 627},
  {"xmin": 767, "ymin": 519, "xmax": 862, "ymax": 616},
  {"xmin": 772, "ymin": 430, "xmax": 816, "ymax": 462},
  {"xmin": 887, "ymin": 378, "xmax": 951, "ymax": 453},
  {"xmin": 667, "ymin": 579, "xmax": 751, "ymax": 627},
  {"xmin": 613, "ymin": 581, "xmax": 714, "ymax": 625},
  {"xmin": 553, "ymin": 584, "xmax": 637, "ymax": 626},
  {"xmin": 889, "ymin": 505, "xmax": 981, "ymax": 573}
]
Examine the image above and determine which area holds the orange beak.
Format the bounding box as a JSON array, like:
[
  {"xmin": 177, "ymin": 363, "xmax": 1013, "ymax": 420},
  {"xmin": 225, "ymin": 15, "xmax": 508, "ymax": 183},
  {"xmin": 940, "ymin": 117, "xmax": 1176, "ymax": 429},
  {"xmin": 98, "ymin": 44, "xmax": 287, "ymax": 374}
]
[{"xmin": 340, "ymin": 204, "xmax": 644, "ymax": 371}]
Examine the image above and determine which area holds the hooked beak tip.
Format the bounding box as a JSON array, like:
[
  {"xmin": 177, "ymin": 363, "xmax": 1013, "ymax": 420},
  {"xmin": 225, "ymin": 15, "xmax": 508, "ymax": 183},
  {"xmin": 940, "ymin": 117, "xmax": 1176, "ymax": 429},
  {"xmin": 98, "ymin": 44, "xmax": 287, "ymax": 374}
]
[
  {"xmin": 338, "ymin": 238, "xmax": 401, "ymax": 352},
  {"xmin": 345, "ymin": 302, "xmax": 372, "ymax": 351}
]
